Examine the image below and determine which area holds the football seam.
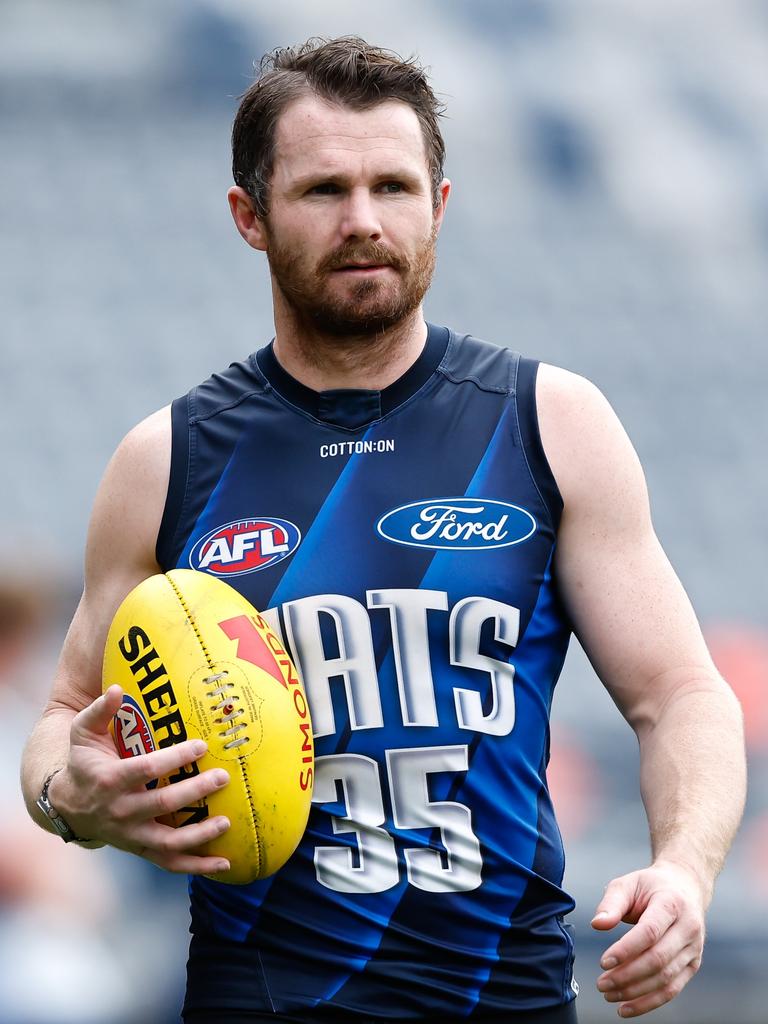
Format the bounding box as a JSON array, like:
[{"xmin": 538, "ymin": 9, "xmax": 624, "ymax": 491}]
[
  {"xmin": 165, "ymin": 573, "xmax": 215, "ymax": 669},
  {"xmin": 238, "ymin": 757, "xmax": 264, "ymax": 874},
  {"xmin": 166, "ymin": 572, "xmax": 264, "ymax": 879}
]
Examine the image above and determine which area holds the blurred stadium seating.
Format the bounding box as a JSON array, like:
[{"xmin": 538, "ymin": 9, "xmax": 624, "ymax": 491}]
[{"xmin": 1, "ymin": 2, "xmax": 766, "ymax": 1022}]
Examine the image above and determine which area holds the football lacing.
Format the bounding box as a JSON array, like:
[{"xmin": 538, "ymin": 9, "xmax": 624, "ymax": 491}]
[
  {"xmin": 204, "ymin": 672, "xmax": 230, "ymax": 697},
  {"xmin": 222, "ymin": 735, "xmax": 250, "ymax": 749},
  {"xmin": 203, "ymin": 671, "xmax": 250, "ymax": 749}
]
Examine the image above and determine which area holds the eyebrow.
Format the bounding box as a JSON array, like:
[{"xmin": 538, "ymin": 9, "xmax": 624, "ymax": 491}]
[{"xmin": 288, "ymin": 167, "xmax": 426, "ymax": 193}]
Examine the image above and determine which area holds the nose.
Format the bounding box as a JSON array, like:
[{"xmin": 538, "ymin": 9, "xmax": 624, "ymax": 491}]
[{"xmin": 339, "ymin": 187, "xmax": 382, "ymax": 242}]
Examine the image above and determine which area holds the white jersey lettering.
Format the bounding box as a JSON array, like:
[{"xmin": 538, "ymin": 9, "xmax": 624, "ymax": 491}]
[
  {"xmin": 283, "ymin": 594, "xmax": 383, "ymax": 738},
  {"xmin": 449, "ymin": 596, "xmax": 519, "ymax": 735},
  {"xmin": 366, "ymin": 588, "xmax": 448, "ymax": 727}
]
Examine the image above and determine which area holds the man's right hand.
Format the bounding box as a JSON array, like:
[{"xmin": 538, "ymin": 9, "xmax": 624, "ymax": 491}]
[{"xmin": 48, "ymin": 684, "xmax": 232, "ymax": 875}]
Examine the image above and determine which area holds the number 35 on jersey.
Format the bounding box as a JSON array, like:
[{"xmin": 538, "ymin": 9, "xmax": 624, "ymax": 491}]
[{"xmin": 249, "ymin": 588, "xmax": 521, "ymax": 896}]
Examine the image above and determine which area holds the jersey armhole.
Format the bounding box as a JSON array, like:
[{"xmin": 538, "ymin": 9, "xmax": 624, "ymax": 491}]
[
  {"xmin": 155, "ymin": 395, "xmax": 191, "ymax": 570},
  {"xmin": 516, "ymin": 357, "xmax": 564, "ymax": 531}
]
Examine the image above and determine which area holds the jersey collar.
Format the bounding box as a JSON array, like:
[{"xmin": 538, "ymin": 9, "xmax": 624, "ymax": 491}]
[{"xmin": 255, "ymin": 323, "xmax": 449, "ymax": 430}]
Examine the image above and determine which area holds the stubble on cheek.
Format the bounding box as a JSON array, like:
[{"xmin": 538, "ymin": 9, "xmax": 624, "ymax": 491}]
[{"xmin": 266, "ymin": 222, "xmax": 438, "ymax": 337}]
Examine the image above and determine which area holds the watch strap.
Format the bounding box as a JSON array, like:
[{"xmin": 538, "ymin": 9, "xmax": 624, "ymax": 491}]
[{"xmin": 36, "ymin": 770, "xmax": 89, "ymax": 843}]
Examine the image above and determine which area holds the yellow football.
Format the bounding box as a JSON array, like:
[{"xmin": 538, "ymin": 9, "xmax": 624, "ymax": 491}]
[{"xmin": 102, "ymin": 568, "xmax": 313, "ymax": 884}]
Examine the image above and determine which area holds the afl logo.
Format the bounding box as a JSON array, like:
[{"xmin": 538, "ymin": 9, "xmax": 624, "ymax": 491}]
[
  {"xmin": 190, "ymin": 518, "xmax": 301, "ymax": 576},
  {"xmin": 114, "ymin": 696, "xmax": 156, "ymax": 761},
  {"xmin": 376, "ymin": 498, "xmax": 536, "ymax": 551}
]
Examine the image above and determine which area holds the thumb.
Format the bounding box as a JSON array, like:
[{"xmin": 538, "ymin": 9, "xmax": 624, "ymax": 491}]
[
  {"xmin": 71, "ymin": 685, "xmax": 123, "ymax": 745},
  {"xmin": 591, "ymin": 874, "xmax": 636, "ymax": 930}
]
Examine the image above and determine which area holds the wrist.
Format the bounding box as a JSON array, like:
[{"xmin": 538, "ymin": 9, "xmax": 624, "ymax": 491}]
[
  {"xmin": 650, "ymin": 853, "xmax": 715, "ymax": 908},
  {"xmin": 37, "ymin": 768, "xmax": 94, "ymax": 845}
]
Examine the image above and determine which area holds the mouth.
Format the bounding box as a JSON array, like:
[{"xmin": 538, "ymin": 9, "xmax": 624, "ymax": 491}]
[{"xmin": 331, "ymin": 264, "xmax": 394, "ymax": 279}]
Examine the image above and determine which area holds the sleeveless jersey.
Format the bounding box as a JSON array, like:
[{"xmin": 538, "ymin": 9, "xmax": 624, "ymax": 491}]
[{"xmin": 156, "ymin": 324, "xmax": 578, "ymax": 1018}]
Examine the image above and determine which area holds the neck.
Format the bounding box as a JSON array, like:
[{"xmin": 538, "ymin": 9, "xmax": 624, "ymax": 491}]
[{"xmin": 271, "ymin": 292, "xmax": 428, "ymax": 392}]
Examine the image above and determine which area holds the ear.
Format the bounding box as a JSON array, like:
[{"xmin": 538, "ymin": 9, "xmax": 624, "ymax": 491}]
[
  {"xmin": 227, "ymin": 186, "xmax": 268, "ymax": 252},
  {"xmin": 433, "ymin": 178, "xmax": 451, "ymax": 234}
]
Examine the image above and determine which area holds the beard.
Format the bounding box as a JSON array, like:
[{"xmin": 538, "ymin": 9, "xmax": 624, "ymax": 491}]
[{"xmin": 265, "ymin": 225, "xmax": 437, "ymax": 338}]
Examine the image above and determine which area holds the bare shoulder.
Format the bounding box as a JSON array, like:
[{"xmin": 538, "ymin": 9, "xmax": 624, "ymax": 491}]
[
  {"xmin": 106, "ymin": 405, "xmax": 171, "ymax": 491},
  {"xmin": 534, "ymin": 365, "xmax": 720, "ymax": 720},
  {"xmin": 85, "ymin": 405, "xmax": 172, "ymax": 578},
  {"xmin": 49, "ymin": 407, "xmax": 172, "ymax": 712},
  {"xmin": 535, "ymin": 362, "xmax": 649, "ymax": 523},
  {"xmin": 83, "ymin": 405, "xmax": 173, "ymax": 622},
  {"xmin": 535, "ymin": 361, "xmax": 608, "ymax": 425}
]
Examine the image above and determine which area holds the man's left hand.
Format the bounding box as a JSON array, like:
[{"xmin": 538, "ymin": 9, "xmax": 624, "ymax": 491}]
[{"xmin": 591, "ymin": 860, "xmax": 708, "ymax": 1017}]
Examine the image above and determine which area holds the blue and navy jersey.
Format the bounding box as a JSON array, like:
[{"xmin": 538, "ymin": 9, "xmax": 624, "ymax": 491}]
[{"xmin": 157, "ymin": 324, "xmax": 578, "ymax": 1018}]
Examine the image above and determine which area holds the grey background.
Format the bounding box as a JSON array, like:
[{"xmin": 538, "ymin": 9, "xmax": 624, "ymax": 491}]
[{"xmin": 1, "ymin": 2, "xmax": 766, "ymax": 1023}]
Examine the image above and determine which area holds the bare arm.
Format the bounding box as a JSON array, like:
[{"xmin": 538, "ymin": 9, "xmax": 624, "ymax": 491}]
[
  {"xmin": 21, "ymin": 407, "xmax": 231, "ymax": 874},
  {"xmin": 537, "ymin": 364, "xmax": 746, "ymax": 1018}
]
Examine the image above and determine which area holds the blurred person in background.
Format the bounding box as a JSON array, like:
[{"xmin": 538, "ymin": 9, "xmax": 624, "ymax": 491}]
[
  {"xmin": 19, "ymin": 36, "xmax": 746, "ymax": 1024},
  {"xmin": 0, "ymin": 572, "xmax": 127, "ymax": 1024},
  {"xmin": 1, "ymin": 570, "xmax": 188, "ymax": 1024}
]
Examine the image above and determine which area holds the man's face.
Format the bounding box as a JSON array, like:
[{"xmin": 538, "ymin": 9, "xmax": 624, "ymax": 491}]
[{"xmin": 259, "ymin": 95, "xmax": 448, "ymax": 337}]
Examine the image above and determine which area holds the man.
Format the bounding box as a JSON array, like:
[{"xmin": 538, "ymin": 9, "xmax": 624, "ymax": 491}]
[{"xmin": 22, "ymin": 36, "xmax": 745, "ymax": 1024}]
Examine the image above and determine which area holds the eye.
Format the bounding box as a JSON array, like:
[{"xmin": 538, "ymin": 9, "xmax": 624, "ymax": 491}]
[
  {"xmin": 381, "ymin": 182, "xmax": 404, "ymax": 194},
  {"xmin": 307, "ymin": 182, "xmax": 340, "ymax": 196}
]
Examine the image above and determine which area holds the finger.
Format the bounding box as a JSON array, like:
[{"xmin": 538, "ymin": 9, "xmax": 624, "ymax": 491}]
[
  {"xmin": 116, "ymin": 739, "xmax": 209, "ymax": 789},
  {"xmin": 592, "ymin": 874, "xmax": 638, "ymax": 930},
  {"xmin": 130, "ymin": 814, "xmax": 231, "ymax": 857},
  {"xmin": 599, "ymin": 928, "xmax": 691, "ymax": 994},
  {"xmin": 614, "ymin": 959, "xmax": 701, "ymax": 1018},
  {"xmin": 127, "ymin": 768, "xmax": 230, "ymax": 820},
  {"xmin": 599, "ymin": 893, "xmax": 679, "ymax": 969},
  {"xmin": 144, "ymin": 849, "xmax": 232, "ymax": 876},
  {"xmin": 71, "ymin": 686, "xmax": 124, "ymax": 742},
  {"xmin": 599, "ymin": 938, "xmax": 699, "ymax": 1002}
]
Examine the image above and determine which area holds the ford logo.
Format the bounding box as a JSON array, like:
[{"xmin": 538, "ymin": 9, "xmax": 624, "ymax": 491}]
[{"xmin": 376, "ymin": 498, "xmax": 536, "ymax": 551}]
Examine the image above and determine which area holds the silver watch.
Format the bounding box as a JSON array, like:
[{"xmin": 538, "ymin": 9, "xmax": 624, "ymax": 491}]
[{"xmin": 36, "ymin": 770, "xmax": 88, "ymax": 843}]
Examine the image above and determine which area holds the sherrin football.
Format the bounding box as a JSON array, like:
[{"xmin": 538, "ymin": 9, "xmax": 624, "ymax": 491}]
[{"xmin": 102, "ymin": 568, "xmax": 314, "ymax": 884}]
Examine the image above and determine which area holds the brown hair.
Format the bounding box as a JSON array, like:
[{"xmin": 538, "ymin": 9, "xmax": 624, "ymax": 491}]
[{"xmin": 232, "ymin": 36, "xmax": 446, "ymax": 218}]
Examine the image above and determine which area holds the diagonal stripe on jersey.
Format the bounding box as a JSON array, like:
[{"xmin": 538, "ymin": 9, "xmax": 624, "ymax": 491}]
[
  {"xmin": 327, "ymin": 395, "xmax": 572, "ymax": 1015},
  {"xmin": 171, "ymin": 331, "xmax": 577, "ymax": 1017},
  {"xmin": 227, "ymin": 379, "xmax": 513, "ymax": 1002},
  {"xmin": 187, "ymin": 357, "xmax": 509, "ymax": 976}
]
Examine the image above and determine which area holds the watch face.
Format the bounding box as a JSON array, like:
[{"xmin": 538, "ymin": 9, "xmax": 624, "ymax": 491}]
[{"xmin": 37, "ymin": 790, "xmax": 77, "ymax": 840}]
